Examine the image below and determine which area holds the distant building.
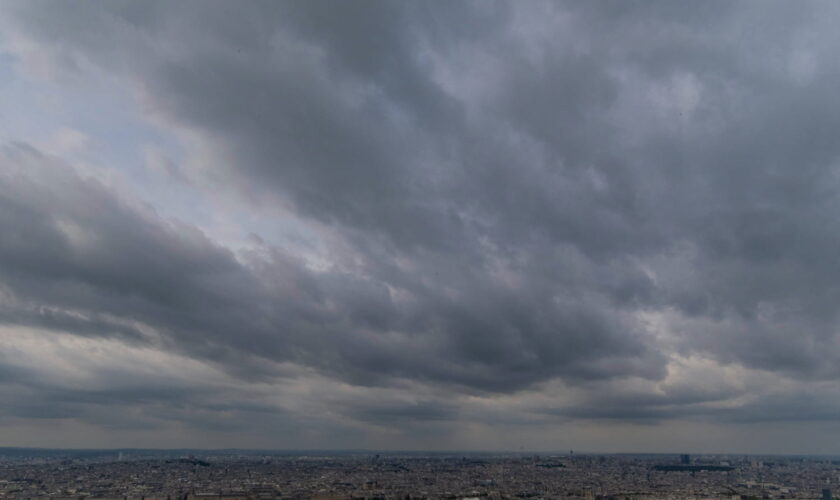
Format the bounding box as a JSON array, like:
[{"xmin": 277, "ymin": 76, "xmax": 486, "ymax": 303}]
[
  {"xmin": 680, "ymin": 454, "xmax": 691, "ymax": 465},
  {"xmin": 823, "ymin": 488, "xmax": 832, "ymax": 500}
]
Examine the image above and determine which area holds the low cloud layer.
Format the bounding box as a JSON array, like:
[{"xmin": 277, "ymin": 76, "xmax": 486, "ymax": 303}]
[{"xmin": 1, "ymin": 1, "xmax": 840, "ymax": 452}]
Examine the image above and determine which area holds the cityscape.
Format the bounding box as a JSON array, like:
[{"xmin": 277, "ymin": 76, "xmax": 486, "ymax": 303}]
[
  {"xmin": 2, "ymin": 450, "xmax": 840, "ymax": 500},
  {"xmin": 4, "ymin": 2, "xmax": 840, "ymax": 500}
]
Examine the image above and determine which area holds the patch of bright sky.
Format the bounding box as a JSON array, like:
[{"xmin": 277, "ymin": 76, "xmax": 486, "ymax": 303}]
[{"xmin": 0, "ymin": 51, "xmax": 331, "ymax": 266}]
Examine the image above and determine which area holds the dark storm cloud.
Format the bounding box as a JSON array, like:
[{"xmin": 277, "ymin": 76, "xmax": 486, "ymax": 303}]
[
  {"xmin": 0, "ymin": 143, "xmax": 659, "ymax": 396},
  {"xmin": 4, "ymin": 0, "xmax": 840, "ymax": 433}
]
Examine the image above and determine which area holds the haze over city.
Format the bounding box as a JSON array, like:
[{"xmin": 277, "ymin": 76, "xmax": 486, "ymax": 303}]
[{"xmin": 2, "ymin": 1, "xmax": 840, "ymax": 455}]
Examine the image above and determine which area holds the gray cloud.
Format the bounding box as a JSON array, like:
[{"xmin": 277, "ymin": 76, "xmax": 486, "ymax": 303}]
[
  {"xmin": 2, "ymin": 0, "xmax": 840, "ymax": 449},
  {"xmin": 0, "ymin": 142, "xmax": 660, "ymax": 394}
]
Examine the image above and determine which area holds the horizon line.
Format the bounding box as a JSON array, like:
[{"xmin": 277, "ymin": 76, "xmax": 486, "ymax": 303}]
[{"xmin": 2, "ymin": 446, "xmax": 839, "ymax": 457}]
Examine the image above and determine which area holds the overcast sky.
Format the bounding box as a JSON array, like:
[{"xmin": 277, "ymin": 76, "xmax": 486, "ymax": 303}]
[{"xmin": 2, "ymin": 1, "xmax": 840, "ymax": 453}]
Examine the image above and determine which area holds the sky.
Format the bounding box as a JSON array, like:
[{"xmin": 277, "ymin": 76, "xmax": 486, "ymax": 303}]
[{"xmin": 2, "ymin": 1, "xmax": 840, "ymax": 454}]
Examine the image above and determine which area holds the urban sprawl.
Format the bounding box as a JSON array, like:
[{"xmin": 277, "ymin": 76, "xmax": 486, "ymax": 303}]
[{"xmin": 1, "ymin": 450, "xmax": 838, "ymax": 500}]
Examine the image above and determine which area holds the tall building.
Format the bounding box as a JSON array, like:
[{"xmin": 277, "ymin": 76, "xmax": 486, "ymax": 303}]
[
  {"xmin": 680, "ymin": 454, "xmax": 691, "ymax": 465},
  {"xmin": 823, "ymin": 488, "xmax": 832, "ymax": 500}
]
